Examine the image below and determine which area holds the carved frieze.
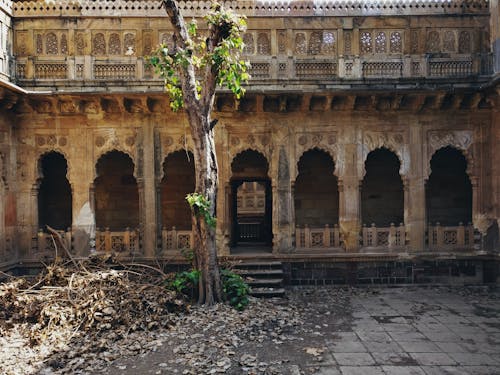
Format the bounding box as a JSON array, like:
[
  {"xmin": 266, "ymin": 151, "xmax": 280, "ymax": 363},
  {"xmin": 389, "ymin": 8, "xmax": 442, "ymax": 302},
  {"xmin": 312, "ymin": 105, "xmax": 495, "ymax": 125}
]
[
  {"xmin": 362, "ymin": 131, "xmax": 408, "ymax": 176},
  {"xmin": 35, "ymin": 134, "xmax": 68, "ymax": 149},
  {"xmin": 94, "ymin": 129, "xmax": 138, "ymax": 160},
  {"xmin": 428, "ymin": 130, "xmax": 472, "ymax": 153},
  {"xmin": 295, "ymin": 131, "xmax": 339, "ymax": 177},
  {"xmin": 229, "ymin": 132, "xmax": 272, "ymax": 160}
]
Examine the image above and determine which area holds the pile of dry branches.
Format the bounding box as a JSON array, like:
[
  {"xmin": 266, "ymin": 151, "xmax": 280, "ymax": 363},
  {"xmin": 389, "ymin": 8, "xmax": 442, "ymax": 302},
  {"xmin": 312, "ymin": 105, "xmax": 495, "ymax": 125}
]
[{"xmin": 0, "ymin": 254, "xmax": 188, "ymax": 373}]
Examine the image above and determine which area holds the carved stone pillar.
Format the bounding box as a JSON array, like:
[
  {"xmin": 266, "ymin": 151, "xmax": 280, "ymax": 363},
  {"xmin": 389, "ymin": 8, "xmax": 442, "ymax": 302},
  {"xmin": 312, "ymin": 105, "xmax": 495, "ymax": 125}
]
[
  {"xmin": 406, "ymin": 125, "xmax": 426, "ymax": 251},
  {"xmin": 140, "ymin": 122, "xmax": 157, "ymax": 258},
  {"xmin": 338, "ymin": 176, "xmax": 361, "ymax": 252},
  {"xmin": 276, "ymin": 145, "xmax": 292, "ymax": 252}
]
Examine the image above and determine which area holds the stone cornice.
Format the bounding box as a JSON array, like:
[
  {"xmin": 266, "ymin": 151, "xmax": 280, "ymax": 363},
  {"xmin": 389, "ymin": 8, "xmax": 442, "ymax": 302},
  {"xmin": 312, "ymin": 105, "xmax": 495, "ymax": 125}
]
[{"xmin": 12, "ymin": 0, "xmax": 490, "ymax": 18}]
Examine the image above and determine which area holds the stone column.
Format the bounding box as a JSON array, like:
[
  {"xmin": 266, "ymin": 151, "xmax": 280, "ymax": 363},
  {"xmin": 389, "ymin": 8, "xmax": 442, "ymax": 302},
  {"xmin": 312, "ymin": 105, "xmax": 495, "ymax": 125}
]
[
  {"xmin": 141, "ymin": 122, "xmax": 157, "ymax": 258},
  {"xmin": 406, "ymin": 124, "xmax": 426, "ymax": 251},
  {"xmin": 338, "ymin": 140, "xmax": 361, "ymax": 252},
  {"xmin": 276, "ymin": 145, "xmax": 292, "ymax": 252},
  {"xmin": 491, "ymin": 0, "xmax": 500, "ymax": 73}
]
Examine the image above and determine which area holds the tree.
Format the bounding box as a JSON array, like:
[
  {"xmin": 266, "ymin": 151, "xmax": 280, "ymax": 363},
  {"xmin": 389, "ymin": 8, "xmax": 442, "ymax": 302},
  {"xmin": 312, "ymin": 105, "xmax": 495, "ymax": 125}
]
[{"xmin": 150, "ymin": 0, "xmax": 249, "ymax": 304}]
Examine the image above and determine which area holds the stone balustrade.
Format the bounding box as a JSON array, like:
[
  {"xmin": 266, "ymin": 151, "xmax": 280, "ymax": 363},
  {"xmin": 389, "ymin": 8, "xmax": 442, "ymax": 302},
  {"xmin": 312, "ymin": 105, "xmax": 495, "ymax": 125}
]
[
  {"xmin": 427, "ymin": 223, "xmax": 475, "ymax": 251},
  {"xmin": 361, "ymin": 223, "xmax": 407, "ymax": 250},
  {"xmin": 161, "ymin": 226, "xmax": 193, "ymax": 253},
  {"xmin": 14, "ymin": 54, "xmax": 491, "ymax": 84},
  {"xmin": 295, "ymin": 224, "xmax": 341, "ymax": 249},
  {"xmin": 95, "ymin": 227, "xmax": 141, "ymax": 253},
  {"xmin": 34, "ymin": 228, "xmax": 72, "ymax": 256}
]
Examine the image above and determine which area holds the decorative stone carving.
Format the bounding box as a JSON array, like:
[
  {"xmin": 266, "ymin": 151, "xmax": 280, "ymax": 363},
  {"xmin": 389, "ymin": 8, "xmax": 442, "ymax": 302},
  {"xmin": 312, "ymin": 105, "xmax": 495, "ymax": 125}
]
[
  {"xmin": 308, "ymin": 31, "xmax": 322, "ymax": 55},
  {"xmin": 143, "ymin": 32, "xmax": 152, "ymax": 55},
  {"xmin": 164, "ymin": 136, "xmax": 173, "ymax": 146},
  {"xmin": 428, "ymin": 130, "xmax": 472, "ymax": 153},
  {"xmin": 443, "ymin": 30, "xmax": 456, "ymax": 52},
  {"xmin": 246, "ymin": 134, "xmax": 255, "ymax": 145},
  {"xmin": 161, "ymin": 33, "xmax": 174, "ymax": 50},
  {"xmin": 363, "ymin": 131, "xmax": 408, "ymax": 176},
  {"xmin": 60, "ymin": 101, "xmax": 76, "ymax": 114},
  {"xmin": 458, "ymin": 31, "xmax": 471, "ymax": 54},
  {"xmin": 124, "ymin": 33, "xmax": 135, "ymax": 55},
  {"xmin": 278, "ymin": 30, "xmax": 286, "ymax": 54},
  {"xmin": 125, "ymin": 135, "xmax": 136, "ymax": 146},
  {"xmin": 36, "ymin": 34, "xmax": 43, "ymax": 54},
  {"xmin": 298, "ymin": 135, "xmax": 307, "ymax": 146},
  {"xmin": 410, "ymin": 30, "xmax": 419, "ymax": 54},
  {"xmin": 295, "ymin": 132, "xmax": 338, "ymax": 177},
  {"xmin": 16, "ymin": 31, "xmax": 28, "ymax": 56},
  {"xmin": 294, "ymin": 33, "xmax": 307, "ymax": 55},
  {"xmin": 58, "ymin": 137, "xmax": 67, "ymax": 147},
  {"xmin": 95, "ymin": 136, "xmax": 105, "ymax": 147},
  {"xmin": 36, "ymin": 136, "xmax": 45, "ymax": 146},
  {"xmin": 76, "ymin": 32, "xmax": 85, "ymax": 55},
  {"xmin": 375, "ymin": 31, "xmax": 386, "ymax": 53},
  {"xmin": 93, "ymin": 33, "xmax": 106, "ymax": 55},
  {"xmin": 46, "ymin": 32, "xmax": 58, "ymax": 55},
  {"xmin": 321, "ymin": 31, "xmax": 336, "ymax": 54},
  {"xmin": 243, "ymin": 33, "xmax": 255, "ymax": 54},
  {"xmin": 231, "ymin": 136, "xmax": 240, "ymax": 146},
  {"xmin": 390, "ymin": 32, "xmax": 402, "ymax": 53},
  {"xmin": 360, "ymin": 31, "xmax": 372, "ymax": 54},
  {"xmin": 260, "ymin": 135, "xmax": 270, "ymax": 146},
  {"xmin": 426, "ymin": 30, "xmax": 440, "ymax": 53},
  {"xmin": 344, "ymin": 31, "xmax": 352, "ymax": 55},
  {"xmin": 47, "ymin": 135, "xmax": 57, "ymax": 146},
  {"xmin": 60, "ymin": 34, "xmax": 68, "ymax": 55},
  {"xmin": 257, "ymin": 33, "xmax": 270, "ymax": 55},
  {"xmin": 109, "ymin": 33, "xmax": 121, "ymax": 55}
]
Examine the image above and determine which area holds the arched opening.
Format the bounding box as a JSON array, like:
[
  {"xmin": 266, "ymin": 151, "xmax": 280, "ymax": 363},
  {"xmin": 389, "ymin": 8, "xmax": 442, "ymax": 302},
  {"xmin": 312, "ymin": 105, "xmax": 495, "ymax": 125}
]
[
  {"xmin": 38, "ymin": 152, "xmax": 72, "ymax": 230},
  {"xmin": 230, "ymin": 150, "xmax": 272, "ymax": 251},
  {"xmin": 295, "ymin": 149, "xmax": 339, "ymax": 226},
  {"xmin": 94, "ymin": 151, "xmax": 139, "ymax": 230},
  {"xmin": 160, "ymin": 151, "xmax": 195, "ymax": 230},
  {"xmin": 426, "ymin": 146, "xmax": 472, "ymax": 226},
  {"xmin": 361, "ymin": 148, "xmax": 404, "ymax": 226}
]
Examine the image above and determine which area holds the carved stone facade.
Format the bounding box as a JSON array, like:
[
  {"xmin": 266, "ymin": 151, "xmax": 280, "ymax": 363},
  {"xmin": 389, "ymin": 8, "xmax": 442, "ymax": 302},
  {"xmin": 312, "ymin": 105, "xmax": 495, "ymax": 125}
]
[{"xmin": 0, "ymin": 0, "xmax": 498, "ymax": 271}]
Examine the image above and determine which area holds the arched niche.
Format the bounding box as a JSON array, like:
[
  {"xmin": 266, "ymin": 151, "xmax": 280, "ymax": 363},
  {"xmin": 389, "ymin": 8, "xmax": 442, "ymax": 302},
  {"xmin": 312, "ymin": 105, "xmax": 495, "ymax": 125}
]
[
  {"xmin": 361, "ymin": 148, "xmax": 404, "ymax": 226},
  {"xmin": 294, "ymin": 148, "xmax": 339, "ymax": 226},
  {"xmin": 160, "ymin": 151, "xmax": 195, "ymax": 230},
  {"xmin": 426, "ymin": 146, "xmax": 472, "ymax": 226},
  {"xmin": 37, "ymin": 151, "xmax": 72, "ymax": 230},
  {"xmin": 94, "ymin": 150, "xmax": 139, "ymax": 230}
]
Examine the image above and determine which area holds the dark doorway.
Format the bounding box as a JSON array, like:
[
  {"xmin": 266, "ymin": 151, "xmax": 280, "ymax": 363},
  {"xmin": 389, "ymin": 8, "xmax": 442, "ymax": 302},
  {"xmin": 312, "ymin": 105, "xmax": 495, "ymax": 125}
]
[
  {"xmin": 230, "ymin": 150, "xmax": 272, "ymax": 251},
  {"xmin": 38, "ymin": 152, "xmax": 72, "ymax": 230},
  {"xmin": 160, "ymin": 151, "xmax": 195, "ymax": 230},
  {"xmin": 295, "ymin": 149, "xmax": 339, "ymax": 226},
  {"xmin": 94, "ymin": 151, "xmax": 139, "ymax": 230},
  {"xmin": 426, "ymin": 146, "xmax": 472, "ymax": 226},
  {"xmin": 361, "ymin": 148, "xmax": 404, "ymax": 226}
]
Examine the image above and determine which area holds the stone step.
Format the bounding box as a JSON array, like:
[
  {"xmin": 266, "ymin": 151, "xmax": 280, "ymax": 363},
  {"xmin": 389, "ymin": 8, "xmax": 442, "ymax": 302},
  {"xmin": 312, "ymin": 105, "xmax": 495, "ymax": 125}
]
[
  {"xmin": 250, "ymin": 287, "xmax": 286, "ymax": 298},
  {"xmin": 232, "ymin": 261, "xmax": 283, "ymax": 269},
  {"xmin": 244, "ymin": 277, "xmax": 283, "ymax": 287},
  {"xmin": 235, "ymin": 268, "xmax": 284, "ymax": 277}
]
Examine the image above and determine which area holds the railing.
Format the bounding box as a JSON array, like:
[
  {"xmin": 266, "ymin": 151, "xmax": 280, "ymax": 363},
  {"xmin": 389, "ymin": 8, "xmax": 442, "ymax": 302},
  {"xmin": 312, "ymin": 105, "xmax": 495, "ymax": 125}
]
[
  {"xmin": 427, "ymin": 222, "xmax": 475, "ymax": 251},
  {"xmin": 295, "ymin": 224, "xmax": 341, "ymax": 249},
  {"xmin": 361, "ymin": 223, "xmax": 406, "ymax": 250},
  {"xmin": 14, "ymin": 54, "xmax": 491, "ymax": 83},
  {"xmin": 161, "ymin": 226, "xmax": 193, "ymax": 252},
  {"xmin": 34, "ymin": 228, "xmax": 72, "ymax": 254},
  {"xmin": 95, "ymin": 227, "xmax": 141, "ymax": 253},
  {"xmin": 238, "ymin": 221, "xmax": 262, "ymax": 241}
]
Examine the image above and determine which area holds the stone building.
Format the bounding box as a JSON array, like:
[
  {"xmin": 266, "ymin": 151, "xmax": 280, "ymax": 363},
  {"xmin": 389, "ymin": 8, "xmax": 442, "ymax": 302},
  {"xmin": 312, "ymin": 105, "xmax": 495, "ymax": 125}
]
[{"xmin": 0, "ymin": 0, "xmax": 499, "ymax": 283}]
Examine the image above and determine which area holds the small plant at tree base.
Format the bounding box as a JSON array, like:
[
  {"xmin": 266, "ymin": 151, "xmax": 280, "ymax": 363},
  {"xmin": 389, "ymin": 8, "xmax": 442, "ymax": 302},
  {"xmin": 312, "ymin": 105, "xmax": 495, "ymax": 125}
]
[
  {"xmin": 186, "ymin": 193, "xmax": 216, "ymax": 229},
  {"xmin": 221, "ymin": 269, "xmax": 250, "ymax": 310},
  {"xmin": 168, "ymin": 269, "xmax": 200, "ymax": 300}
]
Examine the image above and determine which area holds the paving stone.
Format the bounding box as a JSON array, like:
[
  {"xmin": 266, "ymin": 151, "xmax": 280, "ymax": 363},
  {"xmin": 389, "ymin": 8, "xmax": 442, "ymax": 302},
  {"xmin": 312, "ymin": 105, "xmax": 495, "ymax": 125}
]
[
  {"xmin": 362, "ymin": 340, "xmax": 404, "ymax": 353},
  {"xmin": 355, "ymin": 331, "xmax": 392, "ymax": 343},
  {"xmin": 421, "ymin": 330, "xmax": 461, "ymax": 342},
  {"xmin": 434, "ymin": 342, "xmax": 468, "ymax": 353},
  {"xmin": 410, "ymin": 352, "xmax": 457, "ymax": 366},
  {"xmin": 382, "ymin": 365, "xmax": 427, "ymax": 375},
  {"xmin": 397, "ymin": 341, "xmax": 441, "ymax": 353},
  {"xmin": 389, "ymin": 332, "xmax": 428, "ymax": 342},
  {"xmin": 333, "ymin": 353, "xmax": 375, "ymax": 366},
  {"xmin": 447, "ymin": 352, "xmax": 499, "ymax": 366},
  {"xmin": 382, "ymin": 323, "xmax": 415, "ymax": 332},
  {"xmin": 312, "ymin": 366, "xmax": 342, "ymax": 375},
  {"xmin": 421, "ymin": 366, "xmax": 500, "ymax": 375},
  {"xmin": 329, "ymin": 341, "xmax": 367, "ymax": 353},
  {"xmin": 339, "ymin": 366, "xmax": 385, "ymax": 375},
  {"xmin": 371, "ymin": 352, "xmax": 418, "ymax": 366}
]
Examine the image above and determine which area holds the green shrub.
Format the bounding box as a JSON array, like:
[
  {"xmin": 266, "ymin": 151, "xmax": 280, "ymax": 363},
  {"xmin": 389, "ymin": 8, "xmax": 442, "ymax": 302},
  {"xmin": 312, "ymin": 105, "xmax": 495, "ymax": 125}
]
[
  {"xmin": 221, "ymin": 269, "xmax": 250, "ymax": 310},
  {"xmin": 168, "ymin": 269, "xmax": 200, "ymax": 299}
]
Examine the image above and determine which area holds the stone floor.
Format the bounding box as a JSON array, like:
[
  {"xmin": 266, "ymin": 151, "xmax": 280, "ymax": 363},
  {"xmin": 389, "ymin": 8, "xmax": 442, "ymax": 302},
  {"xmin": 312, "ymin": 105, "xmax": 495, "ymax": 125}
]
[{"xmin": 312, "ymin": 287, "xmax": 500, "ymax": 375}]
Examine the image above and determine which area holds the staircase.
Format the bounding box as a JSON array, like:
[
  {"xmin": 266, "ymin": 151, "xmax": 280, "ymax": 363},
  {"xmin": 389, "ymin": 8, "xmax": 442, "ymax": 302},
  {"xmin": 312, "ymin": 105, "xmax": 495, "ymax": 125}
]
[{"xmin": 233, "ymin": 261, "xmax": 286, "ymax": 298}]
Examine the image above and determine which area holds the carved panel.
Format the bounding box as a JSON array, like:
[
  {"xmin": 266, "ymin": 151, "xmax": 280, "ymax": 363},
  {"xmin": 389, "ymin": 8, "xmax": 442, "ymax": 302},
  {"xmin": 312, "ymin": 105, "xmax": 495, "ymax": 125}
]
[
  {"xmin": 124, "ymin": 33, "xmax": 135, "ymax": 55},
  {"xmin": 92, "ymin": 33, "xmax": 106, "ymax": 55},
  {"xmin": 390, "ymin": 32, "xmax": 402, "ymax": 53},
  {"xmin": 75, "ymin": 32, "xmax": 85, "ymax": 55},
  {"xmin": 257, "ymin": 32, "xmax": 270, "ymax": 55},
  {"xmin": 410, "ymin": 30, "xmax": 419, "ymax": 54},
  {"xmin": 294, "ymin": 33, "xmax": 307, "ymax": 55},
  {"xmin": 36, "ymin": 34, "xmax": 43, "ymax": 54},
  {"xmin": 60, "ymin": 34, "xmax": 68, "ymax": 55},
  {"xmin": 277, "ymin": 30, "xmax": 286, "ymax": 54},
  {"xmin": 375, "ymin": 31, "xmax": 386, "ymax": 53},
  {"xmin": 109, "ymin": 33, "xmax": 121, "ymax": 55},
  {"xmin": 427, "ymin": 130, "xmax": 473, "ymax": 177},
  {"xmin": 344, "ymin": 31, "xmax": 352, "ymax": 55},
  {"xmin": 443, "ymin": 30, "xmax": 456, "ymax": 52},
  {"xmin": 458, "ymin": 31, "xmax": 471, "ymax": 54},
  {"xmin": 308, "ymin": 31, "xmax": 322, "ymax": 55},
  {"xmin": 295, "ymin": 132, "xmax": 339, "ymax": 177},
  {"xmin": 426, "ymin": 30, "xmax": 440, "ymax": 53},
  {"xmin": 143, "ymin": 32, "xmax": 152, "ymax": 55},
  {"xmin": 243, "ymin": 33, "xmax": 255, "ymax": 54},
  {"xmin": 46, "ymin": 32, "xmax": 58, "ymax": 55},
  {"xmin": 160, "ymin": 33, "xmax": 174, "ymax": 50},
  {"xmin": 360, "ymin": 31, "xmax": 372, "ymax": 54},
  {"xmin": 321, "ymin": 31, "xmax": 336, "ymax": 54},
  {"xmin": 16, "ymin": 31, "xmax": 28, "ymax": 57}
]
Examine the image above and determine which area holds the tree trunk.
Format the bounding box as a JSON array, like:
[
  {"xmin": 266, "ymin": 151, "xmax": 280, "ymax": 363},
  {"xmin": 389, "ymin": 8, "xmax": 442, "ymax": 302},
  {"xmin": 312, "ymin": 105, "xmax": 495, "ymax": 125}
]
[{"xmin": 188, "ymin": 110, "xmax": 222, "ymax": 304}]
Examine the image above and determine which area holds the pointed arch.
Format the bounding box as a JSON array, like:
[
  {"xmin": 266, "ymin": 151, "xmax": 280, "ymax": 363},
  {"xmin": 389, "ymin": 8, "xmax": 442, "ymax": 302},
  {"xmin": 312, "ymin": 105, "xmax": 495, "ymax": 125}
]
[
  {"xmin": 160, "ymin": 150, "xmax": 195, "ymax": 230},
  {"xmin": 94, "ymin": 150, "xmax": 139, "ymax": 230},
  {"xmin": 231, "ymin": 149, "xmax": 269, "ymax": 180},
  {"xmin": 426, "ymin": 146, "xmax": 472, "ymax": 226},
  {"xmin": 37, "ymin": 151, "xmax": 72, "ymax": 230},
  {"xmin": 295, "ymin": 148, "xmax": 339, "ymax": 226},
  {"xmin": 361, "ymin": 147, "xmax": 404, "ymax": 226}
]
